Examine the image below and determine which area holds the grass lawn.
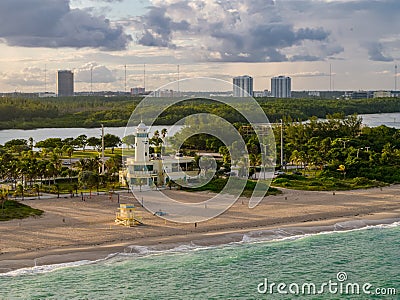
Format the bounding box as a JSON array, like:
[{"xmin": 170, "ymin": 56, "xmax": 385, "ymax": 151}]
[
  {"xmin": 0, "ymin": 200, "xmax": 43, "ymax": 221},
  {"xmin": 181, "ymin": 178, "xmax": 281, "ymax": 197},
  {"xmin": 271, "ymin": 174, "xmax": 387, "ymax": 191},
  {"xmin": 65, "ymin": 148, "xmax": 133, "ymax": 159}
]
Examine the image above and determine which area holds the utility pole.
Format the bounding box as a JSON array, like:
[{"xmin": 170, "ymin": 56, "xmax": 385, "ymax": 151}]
[
  {"xmin": 124, "ymin": 64, "xmax": 127, "ymax": 94},
  {"xmin": 44, "ymin": 64, "xmax": 47, "ymax": 94},
  {"xmin": 101, "ymin": 124, "xmax": 105, "ymax": 174},
  {"xmin": 329, "ymin": 63, "xmax": 332, "ymax": 92},
  {"xmin": 90, "ymin": 66, "xmax": 93, "ymax": 95},
  {"xmin": 395, "ymin": 64, "xmax": 398, "ymax": 92},
  {"xmin": 143, "ymin": 64, "xmax": 146, "ymax": 92},
  {"xmin": 177, "ymin": 64, "xmax": 180, "ymax": 96},
  {"xmin": 280, "ymin": 119, "xmax": 284, "ymax": 170}
]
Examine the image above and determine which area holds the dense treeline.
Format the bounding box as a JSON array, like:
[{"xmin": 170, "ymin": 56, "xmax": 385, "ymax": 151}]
[
  {"xmin": 0, "ymin": 96, "xmax": 140, "ymax": 129},
  {"xmin": 0, "ymin": 134, "xmax": 123, "ymax": 198},
  {"xmin": 0, "ymin": 96, "xmax": 399, "ymax": 129},
  {"xmin": 275, "ymin": 115, "xmax": 400, "ymax": 183},
  {"xmin": 258, "ymin": 97, "xmax": 400, "ymax": 121}
]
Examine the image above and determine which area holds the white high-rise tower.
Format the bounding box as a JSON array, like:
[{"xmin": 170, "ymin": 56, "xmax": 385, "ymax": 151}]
[
  {"xmin": 233, "ymin": 75, "xmax": 253, "ymax": 97},
  {"xmin": 271, "ymin": 76, "xmax": 291, "ymax": 98},
  {"xmin": 135, "ymin": 122, "xmax": 150, "ymax": 162}
]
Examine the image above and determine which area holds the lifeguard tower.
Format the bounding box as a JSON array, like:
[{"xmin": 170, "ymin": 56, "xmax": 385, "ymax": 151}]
[{"xmin": 115, "ymin": 204, "xmax": 143, "ymax": 227}]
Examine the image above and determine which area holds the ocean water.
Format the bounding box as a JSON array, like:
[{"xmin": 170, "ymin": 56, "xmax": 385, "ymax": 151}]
[{"xmin": 1, "ymin": 223, "xmax": 399, "ymax": 300}]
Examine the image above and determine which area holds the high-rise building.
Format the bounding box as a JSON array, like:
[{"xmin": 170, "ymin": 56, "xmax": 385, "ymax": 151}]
[
  {"xmin": 57, "ymin": 70, "xmax": 74, "ymax": 97},
  {"xmin": 271, "ymin": 76, "xmax": 291, "ymax": 98},
  {"xmin": 131, "ymin": 87, "xmax": 146, "ymax": 95},
  {"xmin": 233, "ymin": 75, "xmax": 253, "ymax": 97}
]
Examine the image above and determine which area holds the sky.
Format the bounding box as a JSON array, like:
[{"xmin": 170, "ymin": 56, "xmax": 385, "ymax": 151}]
[{"xmin": 0, "ymin": 0, "xmax": 399, "ymax": 93}]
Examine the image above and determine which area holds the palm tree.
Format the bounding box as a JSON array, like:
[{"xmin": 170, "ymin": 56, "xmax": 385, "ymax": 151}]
[
  {"xmin": 87, "ymin": 157, "xmax": 101, "ymax": 173},
  {"xmin": 53, "ymin": 147, "xmax": 63, "ymax": 158},
  {"xmin": 161, "ymin": 128, "xmax": 168, "ymax": 139},
  {"xmin": 105, "ymin": 156, "xmax": 122, "ymax": 179},
  {"xmin": 0, "ymin": 189, "xmax": 8, "ymax": 214},
  {"xmin": 16, "ymin": 158, "xmax": 29, "ymax": 189},
  {"xmin": 34, "ymin": 184, "xmax": 40, "ymax": 199},
  {"xmin": 16, "ymin": 184, "xmax": 24, "ymax": 201},
  {"xmin": 28, "ymin": 137, "xmax": 34, "ymax": 151},
  {"xmin": 51, "ymin": 153, "xmax": 62, "ymax": 174},
  {"xmin": 249, "ymin": 153, "xmax": 261, "ymax": 179},
  {"xmin": 37, "ymin": 160, "xmax": 48, "ymax": 188},
  {"xmin": 46, "ymin": 162, "xmax": 56, "ymax": 186},
  {"xmin": 78, "ymin": 171, "xmax": 98, "ymax": 198},
  {"xmin": 74, "ymin": 134, "xmax": 88, "ymax": 152},
  {"xmin": 64, "ymin": 146, "xmax": 74, "ymax": 180},
  {"xmin": 54, "ymin": 183, "xmax": 61, "ymax": 198},
  {"xmin": 74, "ymin": 158, "xmax": 87, "ymax": 172}
]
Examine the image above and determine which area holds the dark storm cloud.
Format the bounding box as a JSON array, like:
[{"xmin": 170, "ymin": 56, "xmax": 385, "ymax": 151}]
[
  {"xmin": 135, "ymin": 0, "xmax": 334, "ymax": 62},
  {"xmin": 135, "ymin": 0, "xmax": 400, "ymax": 63},
  {"xmin": 137, "ymin": 6, "xmax": 190, "ymax": 48},
  {"xmin": 0, "ymin": 0, "xmax": 132, "ymax": 50}
]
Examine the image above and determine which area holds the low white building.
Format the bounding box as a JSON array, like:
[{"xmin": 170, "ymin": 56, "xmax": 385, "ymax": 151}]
[
  {"xmin": 120, "ymin": 122, "xmax": 194, "ymax": 189},
  {"xmin": 373, "ymin": 90, "xmax": 391, "ymax": 98}
]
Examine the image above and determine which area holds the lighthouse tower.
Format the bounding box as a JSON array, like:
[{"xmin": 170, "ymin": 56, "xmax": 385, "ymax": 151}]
[{"xmin": 135, "ymin": 122, "xmax": 150, "ymax": 162}]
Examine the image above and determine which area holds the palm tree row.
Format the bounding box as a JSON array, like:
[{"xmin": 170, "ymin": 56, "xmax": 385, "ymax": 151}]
[{"xmin": 0, "ymin": 145, "xmax": 122, "ymax": 196}]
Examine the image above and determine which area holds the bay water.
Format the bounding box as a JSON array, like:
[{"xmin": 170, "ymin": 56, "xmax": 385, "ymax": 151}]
[{"xmin": 1, "ymin": 112, "xmax": 400, "ymax": 146}]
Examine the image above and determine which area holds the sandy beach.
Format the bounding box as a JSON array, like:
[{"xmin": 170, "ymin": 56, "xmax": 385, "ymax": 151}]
[{"xmin": 1, "ymin": 186, "xmax": 400, "ymax": 273}]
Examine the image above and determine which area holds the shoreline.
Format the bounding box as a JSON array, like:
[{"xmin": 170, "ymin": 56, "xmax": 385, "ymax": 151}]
[
  {"xmin": 1, "ymin": 213, "xmax": 399, "ymax": 274},
  {"xmin": 1, "ymin": 186, "xmax": 400, "ymax": 273}
]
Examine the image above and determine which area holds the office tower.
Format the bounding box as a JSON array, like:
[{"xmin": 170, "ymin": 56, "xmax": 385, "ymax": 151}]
[
  {"xmin": 57, "ymin": 70, "xmax": 74, "ymax": 96},
  {"xmin": 233, "ymin": 75, "xmax": 253, "ymax": 97},
  {"xmin": 271, "ymin": 76, "xmax": 291, "ymax": 98}
]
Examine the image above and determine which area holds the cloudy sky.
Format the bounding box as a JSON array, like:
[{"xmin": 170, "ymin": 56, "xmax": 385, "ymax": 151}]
[{"xmin": 0, "ymin": 0, "xmax": 399, "ymax": 92}]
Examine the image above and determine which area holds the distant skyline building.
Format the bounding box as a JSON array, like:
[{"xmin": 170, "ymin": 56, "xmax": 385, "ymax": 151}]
[
  {"xmin": 233, "ymin": 75, "xmax": 253, "ymax": 97},
  {"xmin": 351, "ymin": 90, "xmax": 372, "ymax": 99},
  {"xmin": 131, "ymin": 87, "xmax": 145, "ymax": 96},
  {"xmin": 271, "ymin": 76, "xmax": 291, "ymax": 98},
  {"xmin": 57, "ymin": 70, "xmax": 74, "ymax": 97}
]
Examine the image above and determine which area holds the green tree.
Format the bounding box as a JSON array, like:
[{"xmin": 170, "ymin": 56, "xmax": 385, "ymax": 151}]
[
  {"xmin": 87, "ymin": 137, "xmax": 101, "ymax": 151},
  {"xmin": 122, "ymin": 135, "xmax": 135, "ymax": 149},
  {"xmin": 104, "ymin": 134, "xmax": 121, "ymax": 154},
  {"xmin": 78, "ymin": 171, "xmax": 99, "ymax": 198},
  {"xmin": 74, "ymin": 134, "xmax": 88, "ymax": 151}
]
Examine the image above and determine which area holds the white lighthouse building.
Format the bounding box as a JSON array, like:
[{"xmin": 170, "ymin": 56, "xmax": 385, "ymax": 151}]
[
  {"xmin": 120, "ymin": 122, "xmax": 194, "ymax": 189},
  {"xmin": 135, "ymin": 122, "xmax": 150, "ymax": 163}
]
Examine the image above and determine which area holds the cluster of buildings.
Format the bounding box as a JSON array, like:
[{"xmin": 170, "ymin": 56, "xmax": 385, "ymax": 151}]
[
  {"xmin": 232, "ymin": 75, "xmax": 399, "ymax": 99},
  {"xmin": 2, "ymin": 68, "xmax": 399, "ymax": 99},
  {"xmin": 56, "ymin": 70, "xmax": 293, "ymax": 98},
  {"xmin": 233, "ymin": 75, "xmax": 292, "ymax": 98},
  {"xmin": 345, "ymin": 90, "xmax": 400, "ymax": 99}
]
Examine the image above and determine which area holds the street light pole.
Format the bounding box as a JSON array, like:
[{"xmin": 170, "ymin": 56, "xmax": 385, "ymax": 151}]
[
  {"xmin": 280, "ymin": 119, "xmax": 284, "ymax": 170},
  {"xmin": 101, "ymin": 124, "xmax": 105, "ymax": 174}
]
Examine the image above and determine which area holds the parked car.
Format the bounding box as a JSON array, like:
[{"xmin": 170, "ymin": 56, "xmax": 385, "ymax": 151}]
[{"xmin": 274, "ymin": 171, "xmax": 285, "ymax": 176}]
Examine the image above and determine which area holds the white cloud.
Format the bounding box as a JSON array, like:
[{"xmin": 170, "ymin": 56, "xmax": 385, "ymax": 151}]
[{"xmin": 75, "ymin": 62, "xmax": 117, "ymax": 83}]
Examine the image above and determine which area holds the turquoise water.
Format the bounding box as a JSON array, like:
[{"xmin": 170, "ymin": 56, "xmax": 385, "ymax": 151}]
[{"xmin": 1, "ymin": 223, "xmax": 399, "ymax": 299}]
